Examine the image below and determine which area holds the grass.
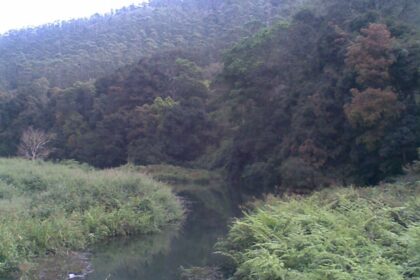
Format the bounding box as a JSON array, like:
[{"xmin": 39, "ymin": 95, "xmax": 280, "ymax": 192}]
[
  {"xmin": 217, "ymin": 181, "xmax": 420, "ymax": 280},
  {"xmin": 0, "ymin": 158, "xmax": 183, "ymax": 278},
  {"xmin": 124, "ymin": 164, "xmax": 235, "ymax": 223},
  {"xmin": 131, "ymin": 164, "xmax": 216, "ymax": 189}
]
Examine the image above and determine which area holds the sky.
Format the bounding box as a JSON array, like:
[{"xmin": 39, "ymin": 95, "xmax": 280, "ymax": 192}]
[{"xmin": 0, "ymin": 0, "xmax": 148, "ymax": 34}]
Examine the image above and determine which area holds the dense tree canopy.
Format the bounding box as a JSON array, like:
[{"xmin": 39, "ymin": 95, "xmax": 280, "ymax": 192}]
[
  {"xmin": 218, "ymin": 1, "xmax": 420, "ymax": 193},
  {"xmin": 0, "ymin": 0, "xmax": 304, "ymax": 90}
]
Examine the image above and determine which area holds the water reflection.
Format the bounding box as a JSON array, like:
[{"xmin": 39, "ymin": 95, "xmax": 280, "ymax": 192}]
[{"xmin": 86, "ymin": 222, "xmax": 227, "ymax": 280}]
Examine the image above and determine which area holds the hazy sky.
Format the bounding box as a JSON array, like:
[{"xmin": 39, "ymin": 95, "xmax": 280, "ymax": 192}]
[{"xmin": 0, "ymin": 0, "xmax": 148, "ymax": 34}]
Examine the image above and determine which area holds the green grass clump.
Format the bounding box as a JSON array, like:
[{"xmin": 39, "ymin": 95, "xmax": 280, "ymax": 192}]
[
  {"xmin": 132, "ymin": 164, "xmax": 216, "ymax": 187},
  {"xmin": 217, "ymin": 183, "xmax": 420, "ymax": 280},
  {"xmin": 0, "ymin": 158, "xmax": 183, "ymax": 277}
]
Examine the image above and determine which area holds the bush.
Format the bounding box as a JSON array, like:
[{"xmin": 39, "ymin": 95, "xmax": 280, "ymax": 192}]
[
  {"xmin": 279, "ymin": 157, "xmax": 325, "ymax": 192},
  {"xmin": 217, "ymin": 183, "xmax": 420, "ymax": 279}
]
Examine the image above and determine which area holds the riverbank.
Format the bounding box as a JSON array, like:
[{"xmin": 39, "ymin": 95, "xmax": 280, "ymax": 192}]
[
  {"xmin": 0, "ymin": 158, "xmax": 183, "ymax": 279},
  {"xmin": 217, "ymin": 180, "xmax": 420, "ymax": 279},
  {"xmin": 126, "ymin": 164, "xmax": 237, "ymax": 226},
  {"xmin": 84, "ymin": 164, "xmax": 237, "ymax": 280}
]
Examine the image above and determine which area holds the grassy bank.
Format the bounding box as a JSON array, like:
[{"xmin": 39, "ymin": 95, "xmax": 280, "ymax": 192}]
[
  {"xmin": 217, "ymin": 181, "xmax": 420, "ymax": 280},
  {"xmin": 124, "ymin": 164, "xmax": 235, "ymax": 224},
  {"xmin": 0, "ymin": 158, "xmax": 183, "ymax": 278}
]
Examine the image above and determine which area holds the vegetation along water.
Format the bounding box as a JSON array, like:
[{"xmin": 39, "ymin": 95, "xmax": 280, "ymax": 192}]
[
  {"xmin": 0, "ymin": 0, "xmax": 419, "ymax": 279},
  {"xmin": 0, "ymin": 159, "xmax": 183, "ymax": 278}
]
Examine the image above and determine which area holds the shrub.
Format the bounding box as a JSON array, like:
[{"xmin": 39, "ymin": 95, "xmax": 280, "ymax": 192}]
[{"xmin": 217, "ymin": 184, "xmax": 420, "ymax": 279}]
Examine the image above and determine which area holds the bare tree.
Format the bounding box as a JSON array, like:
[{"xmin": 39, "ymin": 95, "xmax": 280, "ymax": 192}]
[{"xmin": 18, "ymin": 127, "xmax": 53, "ymax": 160}]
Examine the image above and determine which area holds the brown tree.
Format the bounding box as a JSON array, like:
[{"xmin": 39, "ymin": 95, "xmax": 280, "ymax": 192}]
[
  {"xmin": 346, "ymin": 23, "xmax": 395, "ymax": 88},
  {"xmin": 18, "ymin": 127, "xmax": 53, "ymax": 160},
  {"xmin": 344, "ymin": 23, "xmax": 403, "ymax": 150},
  {"xmin": 344, "ymin": 88, "xmax": 403, "ymax": 150}
]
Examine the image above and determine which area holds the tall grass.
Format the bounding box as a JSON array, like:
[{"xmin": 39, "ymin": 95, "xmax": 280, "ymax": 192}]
[
  {"xmin": 0, "ymin": 158, "xmax": 183, "ymax": 277},
  {"xmin": 217, "ymin": 183, "xmax": 420, "ymax": 280}
]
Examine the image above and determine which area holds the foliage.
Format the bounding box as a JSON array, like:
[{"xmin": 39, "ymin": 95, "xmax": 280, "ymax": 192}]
[
  {"xmin": 219, "ymin": 0, "xmax": 420, "ymax": 193},
  {"xmin": 85, "ymin": 53, "xmax": 219, "ymax": 167},
  {"xmin": 344, "ymin": 88, "xmax": 403, "ymax": 150},
  {"xmin": 217, "ymin": 183, "xmax": 420, "ymax": 279},
  {"xmin": 0, "ymin": 0, "xmax": 305, "ymax": 90},
  {"xmin": 346, "ymin": 23, "xmax": 395, "ymax": 87},
  {"xmin": 0, "ymin": 0, "xmax": 419, "ymax": 194},
  {"xmin": 0, "ymin": 158, "xmax": 183, "ymax": 278},
  {"xmin": 132, "ymin": 164, "xmax": 235, "ymax": 224},
  {"xmin": 135, "ymin": 164, "xmax": 215, "ymax": 186},
  {"xmin": 0, "ymin": 53, "xmax": 220, "ymax": 168},
  {"xmin": 180, "ymin": 266, "xmax": 224, "ymax": 280},
  {"xmin": 403, "ymin": 148, "xmax": 420, "ymax": 180}
]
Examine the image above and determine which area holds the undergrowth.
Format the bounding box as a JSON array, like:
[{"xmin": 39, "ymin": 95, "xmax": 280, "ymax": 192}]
[
  {"xmin": 0, "ymin": 158, "xmax": 183, "ymax": 278},
  {"xmin": 217, "ymin": 182, "xmax": 420, "ymax": 280}
]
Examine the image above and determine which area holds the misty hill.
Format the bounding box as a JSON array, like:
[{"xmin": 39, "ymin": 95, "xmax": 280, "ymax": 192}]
[{"xmin": 0, "ymin": 0, "xmax": 304, "ymax": 90}]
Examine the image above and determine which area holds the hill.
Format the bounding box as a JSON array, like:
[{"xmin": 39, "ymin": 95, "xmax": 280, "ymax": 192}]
[
  {"xmin": 0, "ymin": 0, "xmax": 304, "ymax": 90},
  {"xmin": 0, "ymin": 0, "xmax": 419, "ymax": 193}
]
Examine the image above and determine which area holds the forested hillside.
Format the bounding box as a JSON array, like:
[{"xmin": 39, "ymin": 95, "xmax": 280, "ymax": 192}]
[
  {"xmin": 1, "ymin": 0, "xmax": 420, "ymax": 279},
  {"xmin": 220, "ymin": 0, "xmax": 420, "ymax": 192},
  {"xmin": 0, "ymin": 0, "xmax": 303, "ymax": 89},
  {"xmin": 0, "ymin": 0, "xmax": 419, "ymax": 195}
]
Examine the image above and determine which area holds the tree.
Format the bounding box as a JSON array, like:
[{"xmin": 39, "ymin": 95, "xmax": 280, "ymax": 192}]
[
  {"xmin": 346, "ymin": 23, "xmax": 395, "ymax": 88},
  {"xmin": 18, "ymin": 127, "xmax": 53, "ymax": 160},
  {"xmin": 344, "ymin": 88, "xmax": 403, "ymax": 150}
]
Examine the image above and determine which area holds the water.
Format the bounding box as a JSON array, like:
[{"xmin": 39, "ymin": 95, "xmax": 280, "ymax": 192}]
[
  {"xmin": 31, "ymin": 185, "xmax": 235, "ymax": 280},
  {"xmin": 83, "ymin": 186, "xmax": 235, "ymax": 280},
  {"xmin": 86, "ymin": 221, "xmax": 227, "ymax": 280}
]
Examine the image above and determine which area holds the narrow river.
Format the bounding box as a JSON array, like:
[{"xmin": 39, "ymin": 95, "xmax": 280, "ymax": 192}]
[
  {"xmin": 32, "ymin": 181, "xmax": 236, "ymax": 280},
  {"xmin": 85, "ymin": 216, "xmax": 229, "ymax": 280}
]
